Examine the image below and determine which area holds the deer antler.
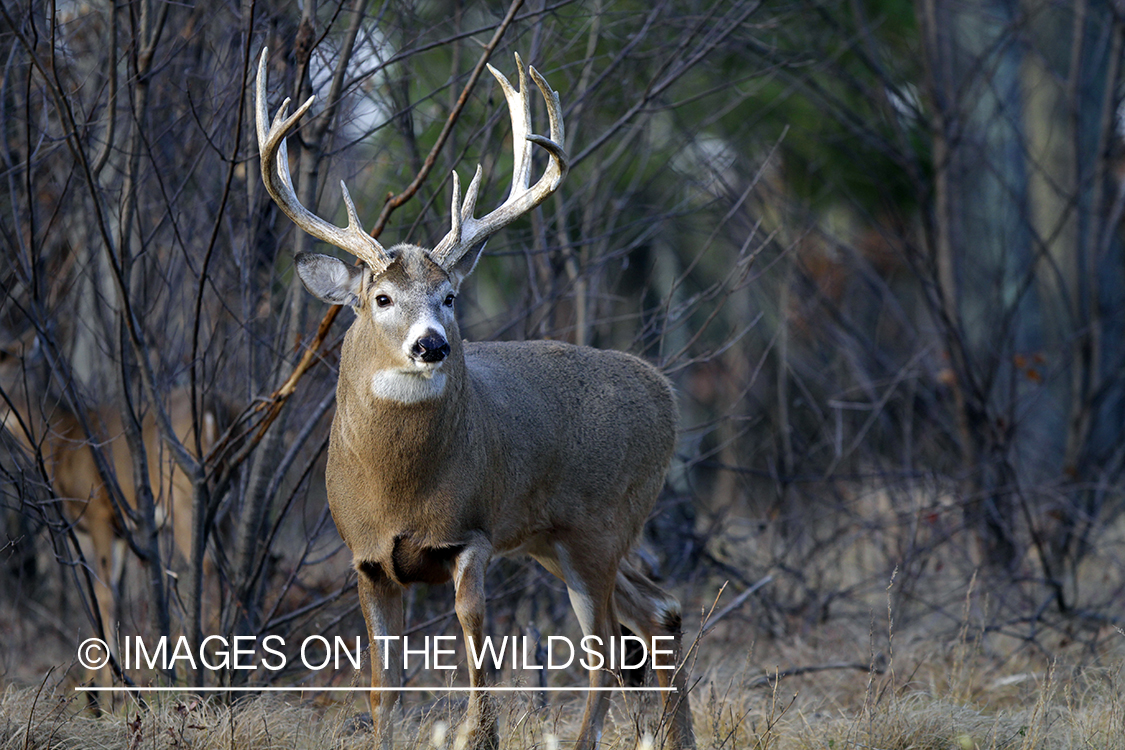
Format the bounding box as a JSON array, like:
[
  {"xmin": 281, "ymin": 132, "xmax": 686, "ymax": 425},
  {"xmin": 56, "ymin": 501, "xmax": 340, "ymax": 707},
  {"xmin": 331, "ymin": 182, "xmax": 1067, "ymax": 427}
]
[
  {"xmin": 255, "ymin": 48, "xmax": 393, "ymax": 275},
  {"xmin": 431, "ymin": 53, "xmax": 569, "ymax": 269}
]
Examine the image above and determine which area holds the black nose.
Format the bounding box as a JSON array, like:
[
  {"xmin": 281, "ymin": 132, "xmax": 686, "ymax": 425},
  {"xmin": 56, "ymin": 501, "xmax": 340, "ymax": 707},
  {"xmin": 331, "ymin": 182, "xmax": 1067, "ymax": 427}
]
[{"xmin": 412, "ymin": 334, "xmax": 450, "ymax": 363}]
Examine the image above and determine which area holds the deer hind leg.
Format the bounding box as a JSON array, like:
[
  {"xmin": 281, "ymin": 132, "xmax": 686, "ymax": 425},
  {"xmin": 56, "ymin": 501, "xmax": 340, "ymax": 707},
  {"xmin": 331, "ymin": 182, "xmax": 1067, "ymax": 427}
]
[
  {"xmin": 550, "ymin": 541, "xmax": 622, "ymax": 750},
  {"xmin": 613, "ymin": 559, "xmax": 695, "ymax": 749},
  {"xmin": 356, "ymin": 561, "xmax": 403, "ymax": 750},
  {"xmin": 452, "ymin": 535, "xmax": 497, "ymax": 750}
]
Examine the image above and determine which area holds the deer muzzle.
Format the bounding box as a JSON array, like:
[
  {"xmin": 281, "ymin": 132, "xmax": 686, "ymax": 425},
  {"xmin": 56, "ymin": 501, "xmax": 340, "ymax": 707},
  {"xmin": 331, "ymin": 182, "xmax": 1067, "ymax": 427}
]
[{"xmin": 411, "ymin": 333, "xmax": 451, "ymax": 364}]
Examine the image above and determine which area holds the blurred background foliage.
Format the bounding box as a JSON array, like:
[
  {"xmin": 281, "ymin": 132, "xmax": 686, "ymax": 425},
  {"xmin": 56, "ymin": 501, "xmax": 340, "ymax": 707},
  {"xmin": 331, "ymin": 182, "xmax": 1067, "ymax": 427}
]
[{"xmin": 2, "ymin": 0, "xmax": 1124, "ymax": 693}]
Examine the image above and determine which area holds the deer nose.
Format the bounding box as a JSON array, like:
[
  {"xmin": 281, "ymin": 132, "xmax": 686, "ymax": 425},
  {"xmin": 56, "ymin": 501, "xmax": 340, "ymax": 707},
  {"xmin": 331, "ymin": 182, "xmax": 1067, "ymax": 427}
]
[{"xmin": 411, "ymin": 334, "xmax": 450, "ymax": 363}]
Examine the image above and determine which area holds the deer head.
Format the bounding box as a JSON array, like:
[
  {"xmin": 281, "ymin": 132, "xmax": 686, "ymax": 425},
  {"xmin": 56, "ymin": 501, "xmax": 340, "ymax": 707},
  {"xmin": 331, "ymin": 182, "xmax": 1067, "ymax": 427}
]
[{"xmin": 256, "ymin": 49, "xmax": 567, "ymax": 403}]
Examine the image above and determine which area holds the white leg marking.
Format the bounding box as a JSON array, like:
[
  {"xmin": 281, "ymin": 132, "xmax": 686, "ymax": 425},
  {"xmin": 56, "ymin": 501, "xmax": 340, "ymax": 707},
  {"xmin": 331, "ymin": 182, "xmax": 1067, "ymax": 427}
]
[
  {"xmin": 556, "ymin": 544, "xmax": 596, "ymax": 637},
  {"xmin": 453, "ymin": 544, "xmax": 487, "ymax": 592}
]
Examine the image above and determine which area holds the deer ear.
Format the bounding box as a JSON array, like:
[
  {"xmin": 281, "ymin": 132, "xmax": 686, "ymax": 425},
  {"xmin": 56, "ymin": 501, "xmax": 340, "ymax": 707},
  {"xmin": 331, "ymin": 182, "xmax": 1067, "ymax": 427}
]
[
  {"xmin": 447, "ymin": 241, "xmax": 487, "ymax": 290},
  {"xmin": 295, "ymin": 252, "xmax": 364, "ymax": 307}
]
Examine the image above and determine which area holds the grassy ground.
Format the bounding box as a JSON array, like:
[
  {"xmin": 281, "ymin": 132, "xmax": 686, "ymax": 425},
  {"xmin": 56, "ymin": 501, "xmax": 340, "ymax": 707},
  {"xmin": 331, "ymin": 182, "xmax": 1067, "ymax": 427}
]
[
  {"xmin": 4, "ymin": 482, "xmax": 1124, "ymax": 748},
  {"xmin": 1, "ymin": 610, "xmax": 1121, "ymax": 749}
]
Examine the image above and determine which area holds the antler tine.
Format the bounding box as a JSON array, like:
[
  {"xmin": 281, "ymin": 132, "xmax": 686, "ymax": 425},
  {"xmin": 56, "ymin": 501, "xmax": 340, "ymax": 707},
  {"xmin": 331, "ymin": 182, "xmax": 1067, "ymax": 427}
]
[
  {"xmin": 527, "ymin": 65, "xmax": 567, "ymax": 189},
  {"xmin": 432, "ymin": 54, "xmax": 569, "ymax": 269},
  {"xmin": 255, "ymin": 48, "xmax": 392, "ymax": 274},
  {"xmin": 461, "ymin": 164, "xmax": 484, "ymax": 222},
  {"xmin": 447, "ymin": 170, "xmax": 462, "ymax": 248},
  {"xmin": 494, "ymin": 52, "xmax": 534, "ymax": 197}
]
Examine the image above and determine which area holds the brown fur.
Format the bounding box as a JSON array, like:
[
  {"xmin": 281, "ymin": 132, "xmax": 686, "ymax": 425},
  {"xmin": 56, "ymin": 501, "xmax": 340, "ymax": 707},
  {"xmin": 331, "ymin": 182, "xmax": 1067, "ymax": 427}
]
[{"xmin": 0, "ymin": 341, "xmax": 220, "ymax": 680}]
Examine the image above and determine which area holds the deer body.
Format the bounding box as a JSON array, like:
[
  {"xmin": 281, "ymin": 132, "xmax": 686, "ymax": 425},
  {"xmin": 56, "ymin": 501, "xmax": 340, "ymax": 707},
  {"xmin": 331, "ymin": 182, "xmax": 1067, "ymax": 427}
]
[
  {"xmin": 330, "ymin": 331, "xmax": 675, "ymax": 579},
  {"xmin": 257, "ymin": 49, "xmax": 695, "ymax": 749}
]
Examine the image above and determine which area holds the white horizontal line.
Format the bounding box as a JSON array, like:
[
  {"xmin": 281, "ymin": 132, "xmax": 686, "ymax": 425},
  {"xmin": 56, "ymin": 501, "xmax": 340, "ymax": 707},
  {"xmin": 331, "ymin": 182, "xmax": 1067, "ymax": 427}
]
[{"xmin": 74, "ymin": 686, "xmax": 675, "ymax": 693}]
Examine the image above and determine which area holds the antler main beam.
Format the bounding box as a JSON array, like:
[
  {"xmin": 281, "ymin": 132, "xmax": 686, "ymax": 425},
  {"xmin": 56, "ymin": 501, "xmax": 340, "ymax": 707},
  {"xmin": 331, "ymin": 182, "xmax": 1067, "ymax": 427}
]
[
  {"xmin": 431, "ymin": 53, "xmax": 569, "ymax": 269},
  {"xmin": 255, "ymin": 48, "xmax": 393, "ymax": 275}
]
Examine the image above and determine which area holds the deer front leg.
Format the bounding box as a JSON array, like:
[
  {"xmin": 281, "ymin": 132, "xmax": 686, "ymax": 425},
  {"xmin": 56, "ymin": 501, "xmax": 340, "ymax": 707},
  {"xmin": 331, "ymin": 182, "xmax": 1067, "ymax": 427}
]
[
  {"xmin": 453, "ymin": 535, "xmax": 496, "ymax": 750},
  {"xmin": 357, "ymin": 561, "xmax": 403, "ymax": 750}
]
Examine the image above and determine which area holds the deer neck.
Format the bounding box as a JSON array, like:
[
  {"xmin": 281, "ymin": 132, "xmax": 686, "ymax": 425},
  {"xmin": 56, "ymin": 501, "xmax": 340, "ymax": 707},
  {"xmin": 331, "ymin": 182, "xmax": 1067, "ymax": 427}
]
[{"xmin": 334, "ymin": 315, "xmax": 469, "ymax": 462}]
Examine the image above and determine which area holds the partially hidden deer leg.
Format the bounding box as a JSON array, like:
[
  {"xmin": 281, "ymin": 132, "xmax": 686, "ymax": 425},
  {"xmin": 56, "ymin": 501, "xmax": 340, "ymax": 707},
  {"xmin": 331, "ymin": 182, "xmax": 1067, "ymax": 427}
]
[{"xmin": 614, "ymin": 559, "xmax": 696, "ymax": 749}]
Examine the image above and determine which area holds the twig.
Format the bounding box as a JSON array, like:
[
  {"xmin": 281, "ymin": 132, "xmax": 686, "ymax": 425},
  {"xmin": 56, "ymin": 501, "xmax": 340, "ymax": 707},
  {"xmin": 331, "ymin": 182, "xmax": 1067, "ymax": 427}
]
[
  {"xmin": 745, "ymin": 660, "xmax": 886, "ymax": 690},
  {"xmin": 23, "ymin": 667, "xmax": 53, "ymax": 750},
  {"xmin": 701, "ymin": 575, "xmax": 772, "ymax": 637}
]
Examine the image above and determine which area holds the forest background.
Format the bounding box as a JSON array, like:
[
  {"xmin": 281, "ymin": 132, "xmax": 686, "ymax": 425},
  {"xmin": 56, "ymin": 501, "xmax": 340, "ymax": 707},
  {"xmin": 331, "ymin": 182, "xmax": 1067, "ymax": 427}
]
[{"xmin": 2, "ymin": 0, "xmax": 1125, "ymax": 747}]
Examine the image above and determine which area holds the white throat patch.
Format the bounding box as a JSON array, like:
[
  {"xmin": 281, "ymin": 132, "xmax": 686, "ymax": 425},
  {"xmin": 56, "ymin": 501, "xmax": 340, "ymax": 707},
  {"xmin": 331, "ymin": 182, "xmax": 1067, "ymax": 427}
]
[{"xmin": 370, "ymin": 367, "xmax": 448, "ymax": 404}]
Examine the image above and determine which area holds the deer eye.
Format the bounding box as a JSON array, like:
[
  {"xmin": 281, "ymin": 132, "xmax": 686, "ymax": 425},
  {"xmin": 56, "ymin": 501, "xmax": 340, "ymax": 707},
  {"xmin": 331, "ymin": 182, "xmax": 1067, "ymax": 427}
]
[
  {"xmin": 443, "ymin": 294, "xmax": 456, "ymax": 307},
  {"xmin": 374, "ymin": 294, "xmax": 393, "ymax": 308}
]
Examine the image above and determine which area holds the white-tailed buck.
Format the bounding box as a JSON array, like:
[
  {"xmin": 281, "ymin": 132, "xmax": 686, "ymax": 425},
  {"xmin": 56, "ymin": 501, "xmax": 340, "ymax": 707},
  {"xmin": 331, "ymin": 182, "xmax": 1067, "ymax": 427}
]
[
  {"xmin": 256, "ymin": 48, "xmax": 695, "ymax": 749},
  {"xmin": 0, "ymin": 333, "xmax": 220, "ymax": 681}
]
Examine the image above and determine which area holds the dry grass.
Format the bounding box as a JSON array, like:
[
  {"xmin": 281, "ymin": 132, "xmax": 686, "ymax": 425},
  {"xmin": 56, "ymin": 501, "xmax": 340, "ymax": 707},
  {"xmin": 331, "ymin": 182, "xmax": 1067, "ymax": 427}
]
[
  {"xmin": 2, "ymin": 625, "xmax": 1122, "ymax": 750},
  {"xmin": 5, "ymin": 482, "xmax": 1125, "ymax": 748},
  {"xmin": 0, "ymin": 687, "xmax": 373, "ymax": 749}
]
